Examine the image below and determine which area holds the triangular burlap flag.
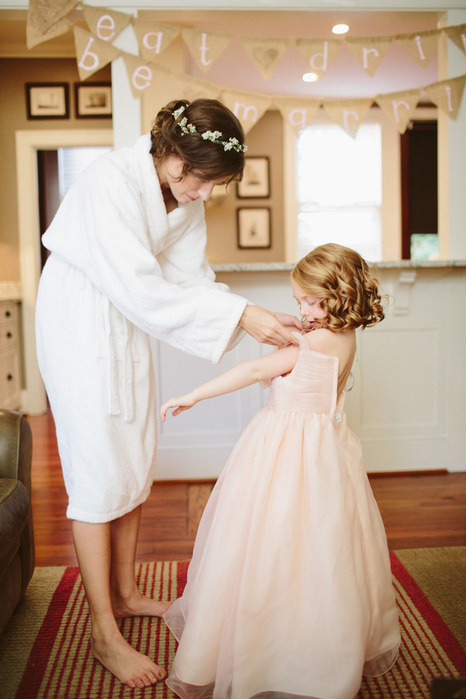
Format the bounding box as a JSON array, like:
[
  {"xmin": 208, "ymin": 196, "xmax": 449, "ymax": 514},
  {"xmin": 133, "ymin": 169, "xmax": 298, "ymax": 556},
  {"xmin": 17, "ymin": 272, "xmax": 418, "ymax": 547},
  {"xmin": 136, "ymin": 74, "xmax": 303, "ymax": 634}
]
[
  {"xmin": 28, "ymin": 0, "xmax": 78, "ymax": 35},
  {"xmin": 345, "ymin": 36, "xmax": 393, "ymax": 77},
  {"xmin": 274, "ymin": 97, "xmax": 321, "ymax": 134},
  {"xmin": 181, "ymin": 28, "xmax": 232, "ymax": 72},
  {"xmin": 239, "ymin": 37, "xmax": 292, "ymax": 81},
  {"xmin": 323, "ymin": 97, "xmax": 374, "ymax": 138},
  {"xmin": 221, "ymin": 89, "xmax": 272, "ymax": 134},
  {"xmin": 175, "ymin": 73, "xmax": 222, "ymax": 102},
  {"xmin": 424, "ymin": 75, "xmax": 466, "ymax": 120},
  {"xmin": 26, "ymin": 4, "xmax": 72, "ymax": 49},
  {"xmin": 295, "ymin": 38, "xmax": 343, "ymax": 80},
  {"xmin": 376, "ymin": 88, "xmax": 421, "ymax": 134},
  {"xmin": 74, "ymin": 26, "xmax": 120, "ymax": 81},
  {"xmin": 395, "ymin": 29, "xmax": 440, "ymax": 68},
  {"xmin": 445, "ymin": 24, "xmax": 466, "ymax": 55},
  {"xmin": 133, "ymin": 19, "xmax": 180, "ymax": 61},
  {"xmin": 123, "ymin": 54, "xmax": 158, "ymax": 98},
  {"xmin": 82, "ymin": 6, "xmax": 132, "ymax": 44}
]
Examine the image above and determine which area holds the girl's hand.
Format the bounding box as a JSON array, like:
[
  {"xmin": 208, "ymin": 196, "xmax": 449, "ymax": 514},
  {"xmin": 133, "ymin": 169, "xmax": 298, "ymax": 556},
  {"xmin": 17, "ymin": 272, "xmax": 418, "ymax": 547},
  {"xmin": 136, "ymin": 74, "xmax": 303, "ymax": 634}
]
[
  {"xmin": 238, "ymin": 305, "xmax": 300, "ymax": 347},
  {"xmin": 160, "ymin": 392, "xmax": 196, "ymax": 422}
]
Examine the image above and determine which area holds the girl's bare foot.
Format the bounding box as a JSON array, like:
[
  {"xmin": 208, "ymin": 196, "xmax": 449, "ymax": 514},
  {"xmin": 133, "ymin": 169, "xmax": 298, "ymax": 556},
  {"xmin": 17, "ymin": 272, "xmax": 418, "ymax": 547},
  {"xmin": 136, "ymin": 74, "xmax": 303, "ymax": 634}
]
[
  {"xmin": 111, "ymin": 589, "xmax": 172, "ymax": 619},
  {"xmin": 91, "ymin": 627, "xmax": 166, "ymax": 689}
]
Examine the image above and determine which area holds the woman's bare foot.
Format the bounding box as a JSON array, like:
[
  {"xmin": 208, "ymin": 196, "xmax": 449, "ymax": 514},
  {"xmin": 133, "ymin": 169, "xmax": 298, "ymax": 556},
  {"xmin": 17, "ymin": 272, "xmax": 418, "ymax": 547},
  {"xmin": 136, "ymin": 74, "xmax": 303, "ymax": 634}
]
[
  {"xmin": 111, "ymin": 589, "xmax": 172, "ymax": 619},
  {"xmin": 91, "ymin": 627, "xmax": 166, "ymax": 689}
]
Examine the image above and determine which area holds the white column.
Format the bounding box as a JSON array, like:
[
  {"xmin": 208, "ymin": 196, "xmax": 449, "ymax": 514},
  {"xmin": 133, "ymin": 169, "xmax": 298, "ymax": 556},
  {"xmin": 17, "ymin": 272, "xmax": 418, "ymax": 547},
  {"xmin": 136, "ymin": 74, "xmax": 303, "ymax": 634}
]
[
  {"xmin": 438, "ymin": 10, "xmax": 466, "ymax": 260},
  {"xmin": 111, "ymin": 14, "xmax": 142, "ymax": 149}
]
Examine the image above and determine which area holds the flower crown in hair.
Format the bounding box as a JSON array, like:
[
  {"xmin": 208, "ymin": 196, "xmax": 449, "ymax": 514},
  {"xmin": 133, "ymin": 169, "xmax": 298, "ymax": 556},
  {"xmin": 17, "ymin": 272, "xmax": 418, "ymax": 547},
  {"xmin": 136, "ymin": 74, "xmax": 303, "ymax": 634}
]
[{"xmin": 172, "ymin": 105, "xmax": 247, "ymax": 153}]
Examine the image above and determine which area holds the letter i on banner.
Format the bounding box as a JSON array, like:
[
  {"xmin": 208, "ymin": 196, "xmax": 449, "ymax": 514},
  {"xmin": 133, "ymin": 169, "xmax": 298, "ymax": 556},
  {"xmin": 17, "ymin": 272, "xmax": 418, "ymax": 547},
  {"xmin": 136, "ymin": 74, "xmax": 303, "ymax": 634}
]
[
  {"xmin": 74, "ymin": 27, "xmax": 120, "ymax": 81},
  {"xmin": 395, "ymin": 29, "xmax": 440, "ymax": 68},
  {"xmin": 425, "ymin": 75, "xmax": 466, "ymax": 120},
  {"xmin": 445, "ymin": 24, "xmax": 466, "ymax": 54}
]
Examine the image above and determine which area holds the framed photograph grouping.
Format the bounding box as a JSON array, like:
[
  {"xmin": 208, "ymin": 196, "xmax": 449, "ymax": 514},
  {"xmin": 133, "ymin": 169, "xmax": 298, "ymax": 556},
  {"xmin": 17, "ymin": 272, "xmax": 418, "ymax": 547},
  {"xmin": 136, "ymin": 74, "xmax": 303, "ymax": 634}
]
[
  {"xmin": 237, "ymin": 156, "xmax": 270, "ymax": 199},
  {"xmin": 25, "ymin": 82, "xmax": 112, "ymax": 120},
  {"xmin": 26, "ymin": 83, "xmax": 69, "ymax": 120},
  {"xmin": 75, "ymin": 82, "xmax": 112, "ymax": 119},
  {"xmin": 237, "ymin": 208, "xmax": 271, "ymax": 249}
]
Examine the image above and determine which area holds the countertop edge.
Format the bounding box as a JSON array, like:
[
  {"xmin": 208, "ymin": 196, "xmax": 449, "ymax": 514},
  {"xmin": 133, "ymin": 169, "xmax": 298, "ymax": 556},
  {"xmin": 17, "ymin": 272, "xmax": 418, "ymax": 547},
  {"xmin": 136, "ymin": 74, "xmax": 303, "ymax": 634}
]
[{"xmin": 213, "ymin": 260, "xmax": 466, "ymax": 272}]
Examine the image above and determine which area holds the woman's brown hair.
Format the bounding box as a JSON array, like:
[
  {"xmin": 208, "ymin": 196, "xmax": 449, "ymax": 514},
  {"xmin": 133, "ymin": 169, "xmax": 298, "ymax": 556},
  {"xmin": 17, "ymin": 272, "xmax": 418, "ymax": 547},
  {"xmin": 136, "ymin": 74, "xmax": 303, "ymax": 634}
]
[
  {"xmin": 292, "ymin": 243, "xmax": 387, "ymax": 332},
  {"xmin": 150, "ymin": 98, "xmax": 246, "ymax": 183}
]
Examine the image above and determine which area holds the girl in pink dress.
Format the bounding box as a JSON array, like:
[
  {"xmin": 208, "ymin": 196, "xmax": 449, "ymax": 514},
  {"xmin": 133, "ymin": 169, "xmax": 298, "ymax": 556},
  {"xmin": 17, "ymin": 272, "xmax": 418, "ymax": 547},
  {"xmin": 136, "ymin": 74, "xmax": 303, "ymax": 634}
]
[{"xmin": 160, "ymin": 243, "xmax": 400, "ymax": 699}]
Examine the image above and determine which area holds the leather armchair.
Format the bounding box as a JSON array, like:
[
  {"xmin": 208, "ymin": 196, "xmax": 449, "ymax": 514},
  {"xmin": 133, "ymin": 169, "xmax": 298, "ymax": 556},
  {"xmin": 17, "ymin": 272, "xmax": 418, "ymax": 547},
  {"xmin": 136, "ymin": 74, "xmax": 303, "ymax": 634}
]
[{"xmin": 0, "ymin": 409, "xmax": 35, "ymax": 636}]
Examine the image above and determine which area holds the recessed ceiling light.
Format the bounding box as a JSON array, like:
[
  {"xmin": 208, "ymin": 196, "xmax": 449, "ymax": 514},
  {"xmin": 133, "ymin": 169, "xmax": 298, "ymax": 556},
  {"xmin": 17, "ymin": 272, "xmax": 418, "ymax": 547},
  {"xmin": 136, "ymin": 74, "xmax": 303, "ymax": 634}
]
[
  {"xmin": 332, "ymin": 23, "xmax": 349, "ymax": 35},
  {"xmin": 302, "ymin": 72, "xmax": 319, "ymax": 83}
]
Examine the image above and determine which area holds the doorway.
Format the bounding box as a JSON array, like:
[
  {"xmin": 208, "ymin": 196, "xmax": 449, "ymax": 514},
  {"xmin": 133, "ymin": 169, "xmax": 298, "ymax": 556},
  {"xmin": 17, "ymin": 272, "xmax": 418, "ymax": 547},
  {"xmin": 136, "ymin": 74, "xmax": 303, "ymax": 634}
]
[{"xmin": 15, "ymin": 129, "xmax": 113, "ymax": 414}]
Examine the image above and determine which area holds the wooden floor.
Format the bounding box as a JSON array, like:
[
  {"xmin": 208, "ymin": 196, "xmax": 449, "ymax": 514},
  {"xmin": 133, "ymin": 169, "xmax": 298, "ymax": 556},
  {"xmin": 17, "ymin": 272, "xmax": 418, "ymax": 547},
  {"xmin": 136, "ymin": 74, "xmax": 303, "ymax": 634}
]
[{"xmin": 29, "ymin": 411, "xmax": 466, "ymax": 567}]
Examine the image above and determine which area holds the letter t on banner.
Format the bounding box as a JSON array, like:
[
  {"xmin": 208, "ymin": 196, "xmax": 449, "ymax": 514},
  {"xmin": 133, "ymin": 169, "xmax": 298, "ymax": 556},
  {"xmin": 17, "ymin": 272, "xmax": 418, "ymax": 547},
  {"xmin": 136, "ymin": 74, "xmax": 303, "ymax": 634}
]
[{"xmin": 181, "ymin": 27, "xmax": 232, "ymax": 72}]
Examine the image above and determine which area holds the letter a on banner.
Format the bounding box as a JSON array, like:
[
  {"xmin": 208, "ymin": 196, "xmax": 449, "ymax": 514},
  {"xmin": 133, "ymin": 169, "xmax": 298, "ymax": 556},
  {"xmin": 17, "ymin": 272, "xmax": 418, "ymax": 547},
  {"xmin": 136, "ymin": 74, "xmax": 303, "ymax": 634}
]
[
  {"xmin": 133, "ymin": 19, "xmax": 180, "ymax": 61},
  {"xmin": 74, "ymin": 27, "xmax": 120, "ymax": 81},
  {"xmin": 274, "ymin": 97, "xmax": 321, "ymax": 134},
  {"xmin": 181, "ymin": 27, "xmax": 232, "ymax": 72}
]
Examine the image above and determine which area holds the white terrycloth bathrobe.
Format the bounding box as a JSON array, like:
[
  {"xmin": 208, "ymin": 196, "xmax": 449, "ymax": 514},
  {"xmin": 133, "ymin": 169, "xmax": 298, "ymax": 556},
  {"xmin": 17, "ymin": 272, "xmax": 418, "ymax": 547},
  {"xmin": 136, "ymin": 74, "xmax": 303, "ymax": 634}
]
[{"xmin": 35, "ymin": 133, "xmax": 248, "ymax": 523}]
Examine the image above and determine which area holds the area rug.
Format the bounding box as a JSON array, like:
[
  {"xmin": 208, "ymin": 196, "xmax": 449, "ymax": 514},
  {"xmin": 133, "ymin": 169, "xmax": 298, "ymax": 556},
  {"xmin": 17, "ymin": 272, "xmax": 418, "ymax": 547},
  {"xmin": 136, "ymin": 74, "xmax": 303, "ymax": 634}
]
[{"xmin": 0, "ymin": 550, "xmax": 464, "ymax": 699}]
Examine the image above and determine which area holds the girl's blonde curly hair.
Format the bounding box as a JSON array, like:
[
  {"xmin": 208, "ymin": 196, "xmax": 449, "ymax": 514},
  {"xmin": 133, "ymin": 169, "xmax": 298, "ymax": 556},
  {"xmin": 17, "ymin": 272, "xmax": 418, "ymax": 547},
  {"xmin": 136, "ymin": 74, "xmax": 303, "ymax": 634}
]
[{"xmin": 291, "ymin": 243, "xmax": 387, "ymax": 332}]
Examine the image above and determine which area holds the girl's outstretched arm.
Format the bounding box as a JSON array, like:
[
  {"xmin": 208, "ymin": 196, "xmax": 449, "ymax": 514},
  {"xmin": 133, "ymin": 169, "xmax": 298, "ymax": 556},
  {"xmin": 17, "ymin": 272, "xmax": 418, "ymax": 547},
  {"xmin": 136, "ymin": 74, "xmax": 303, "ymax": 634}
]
[{"xmin": 160, "ymin": 343, "xmax": 300, "ymax": 421}]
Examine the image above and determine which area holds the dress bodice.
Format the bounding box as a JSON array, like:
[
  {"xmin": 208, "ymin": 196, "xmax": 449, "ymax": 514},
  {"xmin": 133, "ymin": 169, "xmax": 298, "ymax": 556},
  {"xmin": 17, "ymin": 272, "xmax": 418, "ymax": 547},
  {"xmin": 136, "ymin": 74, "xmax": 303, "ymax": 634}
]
[{"xmin": 267, "ymin": 332, "xmax": 339, "ymax": 415}]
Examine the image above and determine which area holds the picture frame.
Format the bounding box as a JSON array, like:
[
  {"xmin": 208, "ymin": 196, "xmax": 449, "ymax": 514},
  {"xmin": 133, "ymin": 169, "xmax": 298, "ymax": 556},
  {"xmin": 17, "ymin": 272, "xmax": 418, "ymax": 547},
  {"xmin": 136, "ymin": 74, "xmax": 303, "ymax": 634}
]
[
  {"xmin": 26, "ymin": 83, "xmax": 69, "ymax": 120},
  {"xmin": 75, "ymin": 82, "xmax": 112, "ymax": 119},
  {"xmin": 237, "ymin": 208, "xmax": 272, "ymax": 249},
  {"xmin": 237, "ymin": 156, "xmax": 270, "ymax": 199}
]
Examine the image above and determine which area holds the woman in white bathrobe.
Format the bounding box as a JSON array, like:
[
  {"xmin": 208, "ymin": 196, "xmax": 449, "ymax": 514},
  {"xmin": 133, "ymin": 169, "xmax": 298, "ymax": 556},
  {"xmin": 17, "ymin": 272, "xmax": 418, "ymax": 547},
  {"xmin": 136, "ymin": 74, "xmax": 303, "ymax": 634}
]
[{"xmin": 35, "ymin": 98, "xmax": 301, "ymax": 690}]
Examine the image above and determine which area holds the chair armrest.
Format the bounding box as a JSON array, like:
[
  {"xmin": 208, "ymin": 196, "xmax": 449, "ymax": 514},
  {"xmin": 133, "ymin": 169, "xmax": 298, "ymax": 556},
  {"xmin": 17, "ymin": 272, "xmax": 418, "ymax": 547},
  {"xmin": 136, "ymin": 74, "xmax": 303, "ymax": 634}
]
[{"xmin": 0, "ymin": 410, "xmax": 33, "ymax": 496}]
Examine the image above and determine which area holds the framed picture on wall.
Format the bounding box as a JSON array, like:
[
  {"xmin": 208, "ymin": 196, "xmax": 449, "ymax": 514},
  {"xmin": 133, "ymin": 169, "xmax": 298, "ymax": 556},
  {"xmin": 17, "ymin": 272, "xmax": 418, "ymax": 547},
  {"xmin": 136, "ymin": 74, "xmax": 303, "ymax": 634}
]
[
  {"xmin": 75, "ymin": 82, "xmax": 112, "ymax": 118},
  {"xmin": 237, "ymin": 208, "xmax": 271, "ymax": 249},
  {"xmin": 26, "ymin": 83, "xmax": 69, "ymax": 120},
  {"xmin": 237, "ymin": 156, "xmax": 270, "ymax": 198}
]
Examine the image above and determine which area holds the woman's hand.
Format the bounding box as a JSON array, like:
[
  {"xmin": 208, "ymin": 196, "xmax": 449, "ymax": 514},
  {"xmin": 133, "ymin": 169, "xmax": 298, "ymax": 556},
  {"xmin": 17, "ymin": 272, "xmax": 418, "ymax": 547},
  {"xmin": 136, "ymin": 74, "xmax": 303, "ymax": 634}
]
[
  {"xmin": 160, "ymin": 392, "xmax": 196, "ymax": 422},
  {"xmin": 238, "ymin": 305, "xmax": 301, "ymax": 347}
]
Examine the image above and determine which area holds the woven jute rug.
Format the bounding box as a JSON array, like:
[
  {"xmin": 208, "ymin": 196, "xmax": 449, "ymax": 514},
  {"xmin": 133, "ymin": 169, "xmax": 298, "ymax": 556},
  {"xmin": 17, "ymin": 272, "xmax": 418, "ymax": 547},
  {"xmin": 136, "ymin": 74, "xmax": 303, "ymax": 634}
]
[{"xmin": 0, "ymin": 550, "xmax": 465, "ymax": 699}]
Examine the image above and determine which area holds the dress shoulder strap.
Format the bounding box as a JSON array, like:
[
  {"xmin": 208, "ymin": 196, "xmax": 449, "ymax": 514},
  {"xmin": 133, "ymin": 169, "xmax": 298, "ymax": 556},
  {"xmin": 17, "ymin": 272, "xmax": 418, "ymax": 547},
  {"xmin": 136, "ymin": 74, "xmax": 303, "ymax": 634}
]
[{"xmin": 292, "ymin": 330, "xmax": 311, "ymax": 350}]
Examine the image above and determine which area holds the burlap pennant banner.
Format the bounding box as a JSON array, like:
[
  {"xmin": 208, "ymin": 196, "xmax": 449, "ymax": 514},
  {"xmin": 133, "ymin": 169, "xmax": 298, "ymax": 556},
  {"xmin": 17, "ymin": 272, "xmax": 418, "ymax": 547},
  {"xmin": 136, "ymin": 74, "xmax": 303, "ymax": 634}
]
[
  {"xmin": 239, "ymin": 37, "xmax": 293, "ymax": 81},
  {"xmin": 123, "ymin": 54, "xmax": 160, "ymax": 98},
  {"xmin": 26, "ymin": 4, "xmax": 72, "ymax": 49},
  {"xmin": 28, "ymin": 0, "xmax": 78, "ymax": 35},
  {"xmin": 274, "ymin": 97, "xmax": 321, "ymax": 134},
  {"xmin": 395, "ymin": 29, "xmax": 440, "ymax": 68},
  {"xmin": 175, "ymin": 74, "xmax": 222, "ymax": 103},
  {"xmin": 74, "ymin": 26, "xmax": 120, "ymax": 81},
  {"xmin": 82, "ymin": 6, "xmax": 132, "ymax": 44},
  {"xmin": 376, "ymin": 88, "xmax": 422, "ymax": 134},
  {"xmin": 345, "ymin": 36, "xmax": 393, "ymax": 77},
  {"xmin": 444, "ymin": 24, "xmax": 466, "ymax": 55},
  {"xmin": 221, "ymin": 89, "xmax": 272, "ymax": 134},
  {"xmin": 181, "ymin": 27, "xmax": 232, "ymax": 73},
  {"xmin": 323, "ymin": 98, "xmax": 374, "ymax": 138},
  {"xmin": 295, "ymin": 38, "xmax": 343, "ymax": 80},
  {"xmin": 424, "ymin": 75, "xmax": 466, "ymax": 120},
  {"xmin": 133, "ymin": 19, "xmax": 180, "ymax": 62}
]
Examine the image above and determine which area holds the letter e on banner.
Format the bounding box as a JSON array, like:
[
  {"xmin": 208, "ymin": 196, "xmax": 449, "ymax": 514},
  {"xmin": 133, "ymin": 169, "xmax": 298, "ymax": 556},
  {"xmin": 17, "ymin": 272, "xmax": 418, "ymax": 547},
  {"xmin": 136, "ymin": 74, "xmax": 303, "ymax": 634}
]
[
  {"xmin": 132, "ymin": 65, "xmax": 153, "ymax": 91},
  {"xmin": 96, "ymin": 15, "xmax": 116, "ymax": 42}
]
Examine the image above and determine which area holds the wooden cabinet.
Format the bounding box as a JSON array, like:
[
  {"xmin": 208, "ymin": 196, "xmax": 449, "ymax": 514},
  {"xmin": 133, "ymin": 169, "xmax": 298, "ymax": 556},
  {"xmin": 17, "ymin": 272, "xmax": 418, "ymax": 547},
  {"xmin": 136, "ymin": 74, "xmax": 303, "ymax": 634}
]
[{"xmin": 0, "ymin": 300, "xmax": 21, "ymax": 410}]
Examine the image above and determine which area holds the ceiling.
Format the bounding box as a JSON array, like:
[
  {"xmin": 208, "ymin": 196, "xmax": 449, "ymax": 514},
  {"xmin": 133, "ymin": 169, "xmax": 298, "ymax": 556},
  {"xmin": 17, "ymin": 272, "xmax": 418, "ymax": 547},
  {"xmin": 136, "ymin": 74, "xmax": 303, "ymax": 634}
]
[{"xmin": 0, "ymin": 9, "xmax": 444, "ymax": 98}]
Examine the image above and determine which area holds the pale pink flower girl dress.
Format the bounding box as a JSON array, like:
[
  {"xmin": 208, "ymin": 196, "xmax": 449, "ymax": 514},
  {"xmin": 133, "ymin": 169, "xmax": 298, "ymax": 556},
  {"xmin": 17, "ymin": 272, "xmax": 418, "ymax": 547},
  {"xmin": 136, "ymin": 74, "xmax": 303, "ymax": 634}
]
[{"xmin": 163, "ymin": 332, "xmax": 400, "ymax": 699}]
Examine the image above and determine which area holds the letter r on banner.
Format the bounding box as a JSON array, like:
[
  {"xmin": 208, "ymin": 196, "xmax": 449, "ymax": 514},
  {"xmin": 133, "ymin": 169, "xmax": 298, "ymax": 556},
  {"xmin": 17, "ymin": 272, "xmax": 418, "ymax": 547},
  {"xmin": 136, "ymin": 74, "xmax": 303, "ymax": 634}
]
[
  {"xmin": 393, "ymin": 99, "xmax": 410, "ymax": 123},
  {"xmin": 343, "ymin": 110, "xmax": 359, "ymax": 132}
]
